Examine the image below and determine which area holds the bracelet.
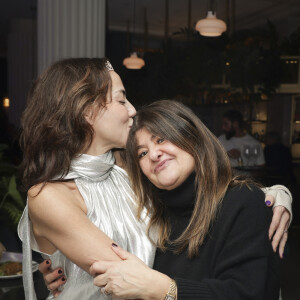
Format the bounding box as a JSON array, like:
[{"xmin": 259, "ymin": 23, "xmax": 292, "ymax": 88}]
[{"xmin": 164, "ymin": 279, "xmax": 177, "ymax": 300}]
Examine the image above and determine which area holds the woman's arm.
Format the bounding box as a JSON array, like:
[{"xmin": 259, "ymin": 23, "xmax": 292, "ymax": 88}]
[
  {"xmin": 91, "ymin": 185, "xmax": 280, "ymax": 300},
  {"xmin": 28, "ymin": 183, "xmax": 122, "ymax": 274},
  {"xmin": 41, "ymin": 185, "xmax": 291, "ymax": 296}
]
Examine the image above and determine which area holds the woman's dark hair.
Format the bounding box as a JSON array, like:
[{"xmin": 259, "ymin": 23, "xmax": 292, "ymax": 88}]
[
  {"xmin": 20, "ymin": 58, "xmax": 111, "ymax": 190},
  {"xmin": 126, "ymin": 100, "xmax": 233, "ymax": 258}
]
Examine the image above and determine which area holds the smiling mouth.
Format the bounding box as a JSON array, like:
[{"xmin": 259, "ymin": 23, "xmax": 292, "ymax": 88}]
[{"xmin": 154, "ymin": 159, "xmax": 171, "ymax": 173}]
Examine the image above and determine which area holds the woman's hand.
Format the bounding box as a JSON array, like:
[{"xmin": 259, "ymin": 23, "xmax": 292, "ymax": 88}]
[
  {"xmin": 265, "ymin": 192, "xmax": 290, "ymax": 258},
  {"xmin": 90, "ymin": 244, "xmax": 171, "ymax": 300},
  {"xmin": 38, "ymin": 259, "xmax": 66, "ymax": 298}
]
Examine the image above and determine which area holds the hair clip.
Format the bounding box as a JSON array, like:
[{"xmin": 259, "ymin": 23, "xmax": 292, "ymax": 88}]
[{"xmin": 105, "ymin": 61, "xmax": 114, "ymax": 71}]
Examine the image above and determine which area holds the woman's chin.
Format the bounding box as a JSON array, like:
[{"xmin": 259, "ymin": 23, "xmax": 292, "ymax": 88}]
[{"xmin": 155, "ymin": 179, "xmax": 179, "ymax": 190}]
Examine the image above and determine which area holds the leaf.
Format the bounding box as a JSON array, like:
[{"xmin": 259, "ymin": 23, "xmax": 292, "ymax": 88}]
[
  {"xmin": 2, "ymin": 201, "xmax": 23, "ymax": 227},
  {"xmin": 8, "ymin": 176, "xmax": 25, "ymax": 208}
]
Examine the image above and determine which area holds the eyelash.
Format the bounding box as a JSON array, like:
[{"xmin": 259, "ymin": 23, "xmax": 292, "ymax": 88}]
[
  {"xmin": 138, "ymin": 151, "xmax": 147, "ymax": 159},
  {"xmin": 119, "ymin": 100, "xmax": 126, "ymax": 105},
  {"xmin": 137, "ymin": 137, "xmax": 165, "ymax": 159}
]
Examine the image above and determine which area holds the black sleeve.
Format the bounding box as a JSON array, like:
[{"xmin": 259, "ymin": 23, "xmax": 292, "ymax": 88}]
[{"xmin": 175, "ymin": 185, "xmax": 280, "ymax": 300}]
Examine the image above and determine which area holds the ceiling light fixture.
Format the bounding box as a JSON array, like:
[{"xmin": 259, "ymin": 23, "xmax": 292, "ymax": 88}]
[
  {"xmin": 123, "ymin": 52, "xmax": 145, "ymax": 69},
  {"xmin": 195, "ymin": 0, "xmax": 226, "ymax": 37},
  {"xmin": 123, "ymin": 0, "xmax": 145, "ymax": 69},
  {"xmin": 3, "ymin": 98, "xmax": 10, "ymax": 108}
]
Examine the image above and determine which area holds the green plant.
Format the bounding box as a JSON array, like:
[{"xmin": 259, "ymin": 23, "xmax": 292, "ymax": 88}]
[{"xmin": 0, "ymin": 144, "xmax": 25, "ymax": 231}]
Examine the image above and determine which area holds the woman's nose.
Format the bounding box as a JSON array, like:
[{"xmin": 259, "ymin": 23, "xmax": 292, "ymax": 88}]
[
  {"xmin": 127, "ymin": 100, "xmax": 136, "ymax": 117},
  {"xmin": 149, "ymin": 147, "xmax": 162, "ymax": 161}
]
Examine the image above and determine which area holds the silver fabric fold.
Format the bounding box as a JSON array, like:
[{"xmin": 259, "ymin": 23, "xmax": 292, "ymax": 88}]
[
  {"xmin": 19, "ymin": 205, "xmax": 37, "ymax": 300},
  {"xmin": 18, "ymin": 151, "xmax": 156, "ymax": 299}
]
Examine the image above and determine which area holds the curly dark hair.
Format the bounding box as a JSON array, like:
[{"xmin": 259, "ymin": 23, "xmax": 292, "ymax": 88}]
[{"xmin": 19, "ymin": 58, "xmax": 111, "ymax": 190}]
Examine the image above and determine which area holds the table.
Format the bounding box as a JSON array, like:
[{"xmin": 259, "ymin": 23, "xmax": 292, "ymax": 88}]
[{"xmin": 0, "ymin": 271, "xmax": 49, "ymax": 300}]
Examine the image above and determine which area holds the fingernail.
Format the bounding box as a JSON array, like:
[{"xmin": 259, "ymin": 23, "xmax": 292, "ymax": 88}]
[
  {"xmin": 61, "ymin": 277, "xmax": 66, "ymax": 281},
  {"xmin": 112, "ymin": 243, "xmax": 118, "ymax": 247},
  {"xmin": 58, "ymin": 269, "xmax": 62, "ymax": 274},
  {"xmin": 46, "ymin": 260, "xmax": 50, "ymax": 264},
  {"xmin": 265, "ymin": 200, "xmax": 271, "ymax": 206}
]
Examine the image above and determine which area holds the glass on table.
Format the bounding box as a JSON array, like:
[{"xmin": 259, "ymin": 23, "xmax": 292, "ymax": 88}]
[
  {"xmin": 243, "ymin": 144, "xmax": 251, "ymax": 166},
  {"xmin": 251, "ymin": 144, "xmax": 260, "ymax": 166}
]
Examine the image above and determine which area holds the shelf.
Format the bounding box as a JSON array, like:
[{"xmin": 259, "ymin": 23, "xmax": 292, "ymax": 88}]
[{"xmin": 250, "ymin": 120, "xmax": 267, "ymax": 124}]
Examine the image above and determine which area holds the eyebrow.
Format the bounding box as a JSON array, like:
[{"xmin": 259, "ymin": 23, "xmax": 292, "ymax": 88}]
[
  {"xmin": 114, "ymin": 89, "xmax": 126, "ymax": 96},
  {"xmin": 136, "ymin": 134, "xmax": 156, "ymax": 150}
]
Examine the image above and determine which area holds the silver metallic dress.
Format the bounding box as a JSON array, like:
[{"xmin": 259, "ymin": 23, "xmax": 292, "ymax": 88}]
[{"xmin": 18, "ymin": 151, "xmax": 156, "ymax": 300}]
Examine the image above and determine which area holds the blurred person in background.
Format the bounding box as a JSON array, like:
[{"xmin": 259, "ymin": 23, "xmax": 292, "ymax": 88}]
[
  {"xmin": 219, "ymin": 110, "xmax": 265, "ymax": 167},
  {"xmin": 264, "ymin": 131, "xmax": 295, "ymax": 185}
]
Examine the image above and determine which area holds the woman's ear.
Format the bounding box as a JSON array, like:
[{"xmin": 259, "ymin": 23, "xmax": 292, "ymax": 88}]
[
  {"xmin": 85, "ymin": 102, "xmax": 106, "ymax": 125},
  {"xmin": 84, "ymin": 106, "xmax": 95, "ymax": 125}
]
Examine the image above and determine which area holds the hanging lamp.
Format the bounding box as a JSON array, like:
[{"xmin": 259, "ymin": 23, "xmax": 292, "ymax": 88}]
[
  {"xmin": 195, "ymin": 3, "xmax": 226, "ymax": 37},
  {"xmin": 3, "ymin": 98, "xmax": 10, "ymax": 108},
  {"xmin": 123, "ymin": 52, "xmax": 145, "ymax": 69},
  {"xmin": 123, "ymin": 0, "xmax": 145, "ymax": 69},
  {"xmin": 195, "ymin": 11, "xmax": 226, "ymax": 36}
]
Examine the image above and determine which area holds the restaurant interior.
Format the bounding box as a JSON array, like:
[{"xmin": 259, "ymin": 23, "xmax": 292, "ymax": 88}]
[{"xmin": 0, "ymin": 0, "xmax": 300, "ymax": 299}]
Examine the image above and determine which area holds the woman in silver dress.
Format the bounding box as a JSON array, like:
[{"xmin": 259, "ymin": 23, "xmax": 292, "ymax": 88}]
[
  {"xmin": 18, "ymin": 58, "xmax": 156, "ymax": 300},
  {"xmin": 22, "ymin": 59, "xmax": 291, "ymax": 299}
]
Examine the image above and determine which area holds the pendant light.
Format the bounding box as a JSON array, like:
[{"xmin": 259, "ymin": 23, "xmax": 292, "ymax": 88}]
[
  {"xmin": 123, "ymin": 0, "xmax": 145, "ymax": 69},
  {"xmin": 3, "ymin": 97, "xmax": 10, "ymax": 108},
  {"xmin": 195, "ymin": 0, "xmax": 226, "ymax": 37},
  {"xmin": 123, "ymin": 52, "xmax": 145, "ymax": 69}
]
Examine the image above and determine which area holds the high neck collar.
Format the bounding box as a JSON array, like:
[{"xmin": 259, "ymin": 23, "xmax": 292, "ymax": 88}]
[
  {"xmin": 158, "ymin": 172, "xmax": 196, "ymax": 214},
  {"xmin": 62, "ymin": 151, "xmax": 115, "ymax": 182}
]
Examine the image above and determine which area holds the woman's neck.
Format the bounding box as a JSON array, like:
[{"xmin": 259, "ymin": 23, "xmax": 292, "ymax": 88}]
[
  {"xmin": 113, "ymin": 150, "xmax": 125, "ymax": 168},
  {"xmin": 84, "ymin": 140, "xmax": 112, "ymax": 156}
]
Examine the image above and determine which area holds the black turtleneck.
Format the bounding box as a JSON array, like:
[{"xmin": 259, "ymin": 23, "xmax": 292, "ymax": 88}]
[
  {"xmin": 157, "ymin": 173, "xmax": 196, "ymax": 241},
  {"xmin": 153, "ymin": 175, "xmax": 280, "ymax": 300}
]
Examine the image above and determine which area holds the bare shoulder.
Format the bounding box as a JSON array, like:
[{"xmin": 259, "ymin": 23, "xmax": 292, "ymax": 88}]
[{"xmin": 28, "ymin": 181, "xmax": 86, "ymax": 215}]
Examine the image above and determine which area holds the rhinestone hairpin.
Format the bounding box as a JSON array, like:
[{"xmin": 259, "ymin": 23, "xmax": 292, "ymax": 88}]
[{"xmin": 105, "ymin": 61, "xmax": 114, "ymax": 71}]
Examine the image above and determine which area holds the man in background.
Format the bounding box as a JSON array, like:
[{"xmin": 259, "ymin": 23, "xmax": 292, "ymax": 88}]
[{"xmin": 218, "ymin": 109, "xmax": 265, "ymax": 167}]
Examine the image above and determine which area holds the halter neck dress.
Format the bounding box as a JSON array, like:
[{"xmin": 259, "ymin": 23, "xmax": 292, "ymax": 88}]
[{"xmin": 18, "ymin": 151, "xmax": 156, "ymax": 300}]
